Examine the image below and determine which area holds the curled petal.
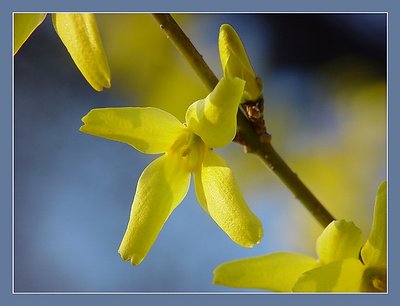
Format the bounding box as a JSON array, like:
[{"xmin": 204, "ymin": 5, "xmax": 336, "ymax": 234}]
[
  {"xmin": 219, "ymin": 24, "xmax": 262, "ymax": 101},
  {"xmin": 361, "ymin": 181, "xmax": 387, "ymax": 267},
  {"xmin": 118, "ymin": 153, "xmax": 191, "ymax": 265},
  {"xmin": 52, "ymin": 13, "xmax": 111, "ymax": 91},
  {"xmin": 14, "ymin": 13, "xmax": 47, "ymax": 55},
  {"xmin": 316, "ymin": 220, "xmax": 363, "ymax": 264},
  {"xmin": 185, "ymin": 77, "xmax": 245, "ymax": 148},
  {"xmin": 197, "ymin": 150, "xmax": 262, "ymax": 247},
  {"xmin": 80, "ymin": 107, "xmax": 185, "ymax": 154},
  {"xmin": 213, "ymin": 252, "xmax": 318, "ymax": 292},
  {"xmin": 293, "ymin": 258, "xmax": 365, "ymax": 292}
]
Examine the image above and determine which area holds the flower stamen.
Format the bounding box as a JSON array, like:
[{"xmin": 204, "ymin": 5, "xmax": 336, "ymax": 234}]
[{"xmin": 169, "ymin": 129, "xmax": 206, "ymax": 172}]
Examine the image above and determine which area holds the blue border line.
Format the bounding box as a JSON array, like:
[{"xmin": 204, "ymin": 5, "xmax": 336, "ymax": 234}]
[{"xmin": 2, "ymin": 1, "xmax": 399, "ymax": 305}]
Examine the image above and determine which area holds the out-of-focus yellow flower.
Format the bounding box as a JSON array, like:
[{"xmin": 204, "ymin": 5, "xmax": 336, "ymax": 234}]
[
  {"xmin": 52, "ymin": 14, "xmax": 110, "ymax": 91},
  {"xmin": 213, "ymin": 181, "xmax": 386, "ymax": 292},
  {"xmin": 14, "ymin": 13, "xmax": 47, "ymax": 55},
  {"xmin": 219, "ymin": 24, "xmax": 262, "ymax": 102},
  {"xmin": 80, "ymin": 77, "xmax": 263, "ymax": 265},
  {"xmin": 14, "ymin": 13, "xmax": 110, "ymax": 91}
]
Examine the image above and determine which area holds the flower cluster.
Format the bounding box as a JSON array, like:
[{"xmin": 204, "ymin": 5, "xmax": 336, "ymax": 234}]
[
  {"xmin": 78, "ymin": 19, "xmax": 386, "ymax": 293},
  {"xmin": 79, "ymin": 22, "xmax": 267, "ymax": 265},
  {"xmin": 213, "ymin": 181, "xmax": 387, "ymax": 292}
]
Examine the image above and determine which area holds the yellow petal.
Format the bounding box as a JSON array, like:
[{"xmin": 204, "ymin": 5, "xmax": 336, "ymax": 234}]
[
  {"xmin": 219, "ymin": 24, "xmax": 262, "ymax": 101},
  {"xmin": 80, "ymin": 107, "xmax": 185, "ymax": 154},
  {"xmin": 118, "ymin": 153, "xmax": 191, "ymax": 265},
  {"xmin": 361, "ymin": 181, "xmax": 387, "ymax": 267},
  {"xmin": 198, "ymin": 150, "xmax": 262, "ymax": 247},
  {"xmin": 185, "ymin": 77, "xmax": 245, "ymax": 148},
  {"xmin": 316, "ymin": 220, "xmax": 363, "ymax": 264},
  {"xmin": 213, "ymin": 252, "xmax": 318, "ymax": 292},
  {"xmin": 293, "ymin": 258, "xmax": 365, "ymax": 292},
  {"xmin": 193, "ymin": 167, "xmax": 208, "ymax": 213},
  {"xmin": 52, "ymin": 13, "xmax": 111, "ymax": 91},
  {"xmin": 14, "ymin": 13, "xmax": 47, "ymax": 55}
]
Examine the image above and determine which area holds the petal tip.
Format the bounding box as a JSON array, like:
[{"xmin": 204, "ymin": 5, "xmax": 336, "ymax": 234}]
[
  {"xmin": 219, "ymin": 24, "xmax": 237, "ymax": 42},
  {"xmin": 212, "ymin": 264, "xmax": 227, "ymax": 286},
  {"xmin": 219, "ymin": 23, "xmax": 232, "ymax": 33},
  {"xmin": 244, "ymin": 237, "xmax": 262, "ymax": 248},
  {"xmin": 118, "ymin": 250, "xmax": 142, "ymax": 266},
  {"xmin": 237, "ymin": 229, "xmax": 263, "ymax": 248},
  {"xmin": 105, "ymin": 78, "xmax": 111, "ymax": 89},
  {"xmin": 212, "ymin": 274, "xmax": 222, "ymax": 286},
  {"xmin": 79, "ymin": 113, "xmax": 90, "ymax": 132},
  {"xmin": 94, "ymin": 78, "xmax": 111, "ymax": 91}
]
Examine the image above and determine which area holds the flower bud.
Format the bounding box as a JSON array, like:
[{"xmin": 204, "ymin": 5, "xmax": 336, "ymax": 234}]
[{"xmin": 218, "ymin": 24, "xmax": 262, "ymax": 102}]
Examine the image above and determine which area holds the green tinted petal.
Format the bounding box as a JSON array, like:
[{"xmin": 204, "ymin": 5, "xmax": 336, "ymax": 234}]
[
  {"xmin": 316, "ymin": 220, "xmax": 363, "ymax": 264},
  {"xmin": 80, "ymin": 107, "xmax": 185, "ymax": 154},
  {"xmin": 185, "ymin": 77, "xmax": 245, "ymax": 148},
  {"xmin": 199, "ymin": 150, "xmax": 262, "ymax": 247},
  {"xmin": 213, "ymin": 252, "xmax": 318, "ymax": 292},
  {"xmin": 118, "ymin": 153, "xmax": 191, "ymax": 265},
  {"xmin": 293, "ymin": 258, "xmax": 365, "ymax": 292},
  {"xmin": 361, "ymin": 181, "xmax": 387, "ymax": 267},
  {"xmin": 219, "ymin": 24, "xmax": 262, "ymax": 101},
  {"xmin": 52, "ymin": 13, "xmax": 111, "ymax": 91},
  {"xmin": 362, "ymin": 266, "xmax": 387, "ymax": 292},
  {"xmin": 14, "ymin": 13, "xmax": 47, "ymax": 55}
]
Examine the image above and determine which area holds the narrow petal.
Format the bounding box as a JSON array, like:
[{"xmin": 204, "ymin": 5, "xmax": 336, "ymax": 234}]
[
  {"xmin": 118, "ymin": 153, "xmax": 191, "ymax": 265},
  {"xmin": 198, "ymin": 150, "xmax": 262, "ymax": 247},
  {"xmin": 361, "ymin": 181, "xmax": 387, "ymax": 267},
  {"xmin": 316, "ymin": 220, "xmax": 363, "ymax": 264},
  {"xmin": 80, "ymin": 107, "xmax": 185, "ymax": 154},
  {"xmin": 293, "ymin": 258, "xmax": 365, "ymax": 292},
  {"xmin": 14, "ymin": 13, "xmax": 47, "ymax": 55},
  {"xmin": 185, "ymin": 77, "xmax": 245, "ymax": 148},
  {"xmin": 219, "ymin": 24, "xmax": 262, "ymax": 101},
  {"xmin": 193, "ymin": 168, "xmax": 208, "ymax": 213},
  {"xmin": 213, "ymin": 252, "xmax": 318, "ymax": 292},
  {"xmin": 52, "ymin": 13, "xmax": 111, "ymax": 91}
]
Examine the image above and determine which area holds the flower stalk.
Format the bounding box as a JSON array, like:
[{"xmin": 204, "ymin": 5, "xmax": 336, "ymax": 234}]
[{"xmin": 152, "ymin": 13, "xmax": 335, "ymax": 227}]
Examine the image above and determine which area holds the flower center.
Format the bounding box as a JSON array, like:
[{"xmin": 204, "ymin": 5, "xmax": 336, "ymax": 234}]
[{"xmin": 169, "ymin": 129, "xmax": 206, "ymax": 172}]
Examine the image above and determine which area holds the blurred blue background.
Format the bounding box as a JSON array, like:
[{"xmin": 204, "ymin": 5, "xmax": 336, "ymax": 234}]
[{"xmin": 14, "ymin": 13, "xmax": 386, "ymax": 292}]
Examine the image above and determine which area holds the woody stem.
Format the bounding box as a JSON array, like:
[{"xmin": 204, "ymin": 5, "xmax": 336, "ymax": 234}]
[{"xmin": 152, "ymin": 13, "xmax": 335, "ymax": 227}]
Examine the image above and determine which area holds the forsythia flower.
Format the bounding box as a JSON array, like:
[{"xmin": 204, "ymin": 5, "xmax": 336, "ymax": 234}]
[
  {"xmin": 14, "ymin": 13, "xmax": 110, "ymax": 91},
  {"xmin": 218, "ymin": 24, "xmax": 262, "ymax": 102},
  {"xmin": 80, "ymin": 77, "xmax": 263, "ymax": 265},
  {"xmin": 14, "ymin": 13, "xmax": 47, "ymax": 54},
  {"xmin": 213, "ymin": 181, "xmax": 387, "ymax": 292}
]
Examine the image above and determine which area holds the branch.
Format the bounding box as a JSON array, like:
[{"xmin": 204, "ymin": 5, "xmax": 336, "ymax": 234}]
[{"xmin": 152, "ymin": 13, "xmax": 335, "ymax": 227}]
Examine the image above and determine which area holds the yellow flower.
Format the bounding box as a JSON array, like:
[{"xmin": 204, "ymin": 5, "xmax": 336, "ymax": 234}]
[
  {"xmin": 213, "ymin": 181, "xmax": 387, "ymax": 292},
  {"xmin": 14, "ymin": 13, "xmax": 110, "ymax": 91},
  {"xmin": 218, "ymin": 24, "xmax": 262, "ymax": 102},
  {"xmin": 14, "ymin": 13, "xmax": 47, "ymax": 54},
  {"xmin": 80, "ymin": 77, "xmax": 263, "ymax": 265}
]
